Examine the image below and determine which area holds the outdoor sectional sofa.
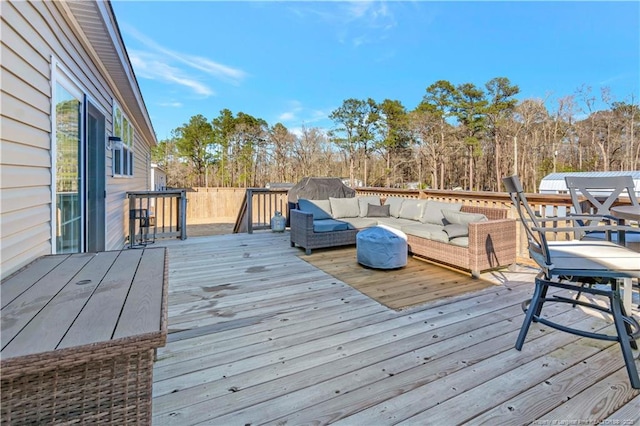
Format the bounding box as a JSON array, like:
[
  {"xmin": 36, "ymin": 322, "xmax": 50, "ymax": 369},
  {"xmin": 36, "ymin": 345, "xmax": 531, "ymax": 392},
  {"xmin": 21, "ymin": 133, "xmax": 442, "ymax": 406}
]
[{"xmin": 289, "ymin": 195, "xmax": 517, "ymax": 277}]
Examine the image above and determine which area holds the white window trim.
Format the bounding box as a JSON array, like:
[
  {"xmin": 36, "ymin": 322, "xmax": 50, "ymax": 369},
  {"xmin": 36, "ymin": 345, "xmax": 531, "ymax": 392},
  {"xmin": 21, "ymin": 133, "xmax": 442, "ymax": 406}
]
[{"xmin": 112, "ymin": 100, "xmax": 135, "ymax": 177}]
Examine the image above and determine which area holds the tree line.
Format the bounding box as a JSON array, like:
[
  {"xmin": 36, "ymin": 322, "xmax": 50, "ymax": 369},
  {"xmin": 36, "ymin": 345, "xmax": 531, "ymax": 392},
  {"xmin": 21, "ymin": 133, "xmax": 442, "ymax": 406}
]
[{"xmin": 152, "ymin": 76, "xmax": 639, "ymax": 193}]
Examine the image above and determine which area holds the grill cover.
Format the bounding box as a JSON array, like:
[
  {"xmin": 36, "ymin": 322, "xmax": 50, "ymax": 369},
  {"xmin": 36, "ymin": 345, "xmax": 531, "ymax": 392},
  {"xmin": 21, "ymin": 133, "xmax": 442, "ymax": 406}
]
[
  {"xmin": 287, "ymin": 177, "xmax": 356, "ymax": 203},
  {"xmin": 286, "ymin": 177, "xmax": 356, "ymax": 227}
]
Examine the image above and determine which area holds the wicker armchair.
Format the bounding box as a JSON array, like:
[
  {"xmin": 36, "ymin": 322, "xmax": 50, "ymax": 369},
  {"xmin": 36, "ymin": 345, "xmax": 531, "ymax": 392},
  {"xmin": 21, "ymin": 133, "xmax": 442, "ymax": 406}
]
[{"xmin": 289, "ymin": 209, "xmax": 359, "ymax": 255}]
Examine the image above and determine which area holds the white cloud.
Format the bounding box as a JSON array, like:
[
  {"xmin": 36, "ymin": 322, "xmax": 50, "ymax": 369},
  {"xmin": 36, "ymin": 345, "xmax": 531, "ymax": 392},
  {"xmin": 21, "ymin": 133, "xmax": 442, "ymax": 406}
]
[
  {"xmin": 158, "ymin": 101, "xmax": 183, "ymax": 108},
  {"xmin": 121, "ymin": 23, "xmax": 248, "ymax": 96},
  {"xmin": 308, "ymin": 109, "xmax": 330, "ymax": 123},
  {"xmin": 341, "ymin": 1, "xmax": 397, "ymax": 47},
  {"xmin": 279, "ymin": 112, "xmax": 297, "ymax": 121},
  {"xmin": 275, "ymin": 102, "xmax": 331, "ymax": 130},
  {"xmin": 288, "ymin": 1, "xmax": 396, "ymax": 48},
  {"xmin": 352, "ymin": 35, "xmax": 369, "ymax": 47},
  {"xmin": 129, "ymin": 50, "xmax": 214, "ymax": 96},
  {"xmin": 346, "ymin": 1, "xmax": 381, "ymax": 21},
  {"xmin": 598, "ymin": 74, "xmax": 626, "ymax": 86},
  {"xmin": 277, "ymin": 100, "xmax": 304, "ymax": 122}
]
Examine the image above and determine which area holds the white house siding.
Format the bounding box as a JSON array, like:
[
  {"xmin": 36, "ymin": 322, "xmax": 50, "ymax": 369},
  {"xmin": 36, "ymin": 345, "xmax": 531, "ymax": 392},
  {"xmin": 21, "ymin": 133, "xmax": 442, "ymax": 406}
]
[{"xmin": 0, "ymin": 1, "xmax": 156, "ymax": 279}]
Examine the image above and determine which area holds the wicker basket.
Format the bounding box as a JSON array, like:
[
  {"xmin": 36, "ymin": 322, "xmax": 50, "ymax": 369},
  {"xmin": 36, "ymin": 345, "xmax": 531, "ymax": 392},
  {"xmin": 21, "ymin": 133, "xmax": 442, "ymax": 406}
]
[{"xmin": 1, "ymin": 334, "xmax": 163, "ymax": 425}]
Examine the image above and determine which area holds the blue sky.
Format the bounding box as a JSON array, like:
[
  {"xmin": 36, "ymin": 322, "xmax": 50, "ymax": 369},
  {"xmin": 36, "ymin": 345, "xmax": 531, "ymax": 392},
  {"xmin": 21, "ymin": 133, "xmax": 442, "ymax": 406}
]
[{"xmin": 111, "ymin": 1, "xmax": 640, "ymax": 141}]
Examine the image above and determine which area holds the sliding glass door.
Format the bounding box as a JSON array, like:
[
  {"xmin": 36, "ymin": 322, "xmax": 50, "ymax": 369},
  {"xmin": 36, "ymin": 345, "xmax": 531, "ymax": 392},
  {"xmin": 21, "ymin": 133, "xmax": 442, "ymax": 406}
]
[
  {"xmin": 53, "ymin": 68, "xmax": 106, "ymax": 254},
  {"xmin": 85, "ymin": 101, "xmax": 106, "ymax": 252},
  {"xmin": 55, "ymin": 82, "xmax": 83, "ymax": 254}
]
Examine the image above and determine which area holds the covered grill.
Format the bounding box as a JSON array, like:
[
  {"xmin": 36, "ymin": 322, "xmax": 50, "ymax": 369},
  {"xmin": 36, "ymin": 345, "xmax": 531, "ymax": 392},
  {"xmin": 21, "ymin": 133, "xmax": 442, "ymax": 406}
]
[{"xmin": 287, "ymin": 177, "xmax": 356, "ymax": 225}]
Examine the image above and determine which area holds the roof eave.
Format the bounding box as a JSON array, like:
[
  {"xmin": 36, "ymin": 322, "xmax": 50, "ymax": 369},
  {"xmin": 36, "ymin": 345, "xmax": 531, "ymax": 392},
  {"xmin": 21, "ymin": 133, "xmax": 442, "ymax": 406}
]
[{"xmin": 61, "ymin": 0, "xmax": 157, "ymax": 146}]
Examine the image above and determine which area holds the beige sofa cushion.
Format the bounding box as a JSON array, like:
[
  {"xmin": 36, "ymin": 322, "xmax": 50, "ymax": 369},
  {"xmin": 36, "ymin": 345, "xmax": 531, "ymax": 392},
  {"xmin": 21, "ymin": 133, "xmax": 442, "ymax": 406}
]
[
  {"xmin": 402, "ymin": 223, "xmax": 450, "ymax": 243},
  {"xmin": 376, "ymin": 217, "xmax": 416, "ymax": 229},
  {"xmin": 329, "ymin": 197, "xmax": 360, "ymax": 219},
  {"xmin": 449, "ymin": 237, "xmax": 469, "ymax": 247},
  {"xmin": 420, "ymin": 201, "xmax": 463, "ymax": 225},
  {"xmin": 442, "ymin": 209, "xmax": 488, "ymax": 225},
  {"xmin": 298, "ymin": 199, "xmax": 332, "ymax": 220},
  {"xmin": 357, "ymin": 196, "xmax": 381, "ymax": 217},
  {"xmin": 398, "ymin": 199, "xmax": 426, "ymax": 221},
  {"xmin": 340, "ymin": 217, "xmax": 378, "ymax": 229},
  {"xmin": 384, "ymin": 196, "xmax": 405, "ymax": 218},
  {"xmin": 443, "ymin": 224, "xmax": 469, "ymax": 239}
]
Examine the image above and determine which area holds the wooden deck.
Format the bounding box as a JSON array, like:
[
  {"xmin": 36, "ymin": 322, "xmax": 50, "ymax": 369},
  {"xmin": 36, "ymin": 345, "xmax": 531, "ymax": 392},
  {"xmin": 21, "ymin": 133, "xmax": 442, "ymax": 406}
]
[{"xmin": 151, "ymin": 231, "xmax": 640, "ymax": 425}]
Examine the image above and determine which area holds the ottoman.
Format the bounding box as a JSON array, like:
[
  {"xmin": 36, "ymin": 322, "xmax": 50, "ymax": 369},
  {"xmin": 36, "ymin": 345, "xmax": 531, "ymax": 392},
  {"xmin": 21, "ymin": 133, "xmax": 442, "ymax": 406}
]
[{"xmin": 357, "ymin": 225, "xmax": 408, "ymax": 269}]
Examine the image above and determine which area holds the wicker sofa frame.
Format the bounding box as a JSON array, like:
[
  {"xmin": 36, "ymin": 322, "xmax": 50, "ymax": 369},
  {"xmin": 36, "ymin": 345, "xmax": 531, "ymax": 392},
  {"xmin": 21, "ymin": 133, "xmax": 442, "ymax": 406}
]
[{"xmin": 290, "ymin": 204, "xmax": 516, "ymax": 277}]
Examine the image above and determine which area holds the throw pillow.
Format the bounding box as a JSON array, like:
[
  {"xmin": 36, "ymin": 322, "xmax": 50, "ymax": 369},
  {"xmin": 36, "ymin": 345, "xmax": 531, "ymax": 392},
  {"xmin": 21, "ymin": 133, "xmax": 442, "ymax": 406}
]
[
  {"xmin": 329, "ymin": 197, "xmax": 360, "ymax": 219},
  {"xmin": 357, "ymin": 196, "xmax": 381, "ymax": 217},
  {"xmin": 442, "ymin": 209, "xmax": 488, "ymax": 225},
  {"xmin": 298, "ymin": 199, "xmax": 332, "ymax": 220},
  {"xmin": 384, "ymin": 196, "xmax": 405, "ymax": 218},
  {"xmin": 366, "ymin": 203, "xmax": 390, "ymax": 217},
  {"xmin": 420, "ymin": 201, "xmax": 463, "ymax": 225}
]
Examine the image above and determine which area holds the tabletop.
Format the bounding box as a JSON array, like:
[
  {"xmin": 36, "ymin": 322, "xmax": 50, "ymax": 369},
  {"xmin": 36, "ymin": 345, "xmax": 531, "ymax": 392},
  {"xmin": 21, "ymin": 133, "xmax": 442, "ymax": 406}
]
[
  {"xmin": 611, "ymin": 205, "xmax": 640, "ymax": 221},
  {"xmin": 0, "ymin": 248, "xmax": 167, "ymax": 361}
]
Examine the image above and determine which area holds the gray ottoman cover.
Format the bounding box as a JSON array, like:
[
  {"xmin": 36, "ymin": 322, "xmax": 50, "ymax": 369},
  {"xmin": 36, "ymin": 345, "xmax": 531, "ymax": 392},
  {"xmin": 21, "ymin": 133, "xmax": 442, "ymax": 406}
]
[{"xmin": 357, "ymin": 225, "xmax": 408, "ymax": 269}]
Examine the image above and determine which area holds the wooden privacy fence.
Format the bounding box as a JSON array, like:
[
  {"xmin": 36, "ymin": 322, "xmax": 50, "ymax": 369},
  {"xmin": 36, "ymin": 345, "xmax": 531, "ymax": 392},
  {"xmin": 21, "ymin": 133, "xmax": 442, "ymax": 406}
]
[{"xmin": 185, "ymin": 188, "xmax": 248, "ymax": 224}]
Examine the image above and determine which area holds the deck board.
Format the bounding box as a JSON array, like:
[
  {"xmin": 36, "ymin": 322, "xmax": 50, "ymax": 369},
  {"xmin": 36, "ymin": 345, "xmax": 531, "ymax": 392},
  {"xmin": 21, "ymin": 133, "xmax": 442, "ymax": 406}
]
[
  {"xmin": 58, "ymin": 250, "xmax": 142, "ymax": 348},
  {"xmin": 151, "ymin": 231, "xmax": 640, "ymax": 425},
  {"xmin": 1, "ymin": 253, "xmax": 94, "ymax": 350},
  {"xmin": 3, "ymin": 251, "xmax": 119, "ymax": 356},
  {"xmin": 114, "ymin": 247, "xmax": 166, "ymax": 338},
  {"xmin": 0, "ymin": 254, "xmax": 70, "ymax": 309}
]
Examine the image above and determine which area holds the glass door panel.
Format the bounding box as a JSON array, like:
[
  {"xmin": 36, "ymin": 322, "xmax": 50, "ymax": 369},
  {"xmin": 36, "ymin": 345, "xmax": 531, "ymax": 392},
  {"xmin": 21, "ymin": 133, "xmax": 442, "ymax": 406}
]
[{"xmin": 55, "ymin": 83, "xmax": 83, "ymax": 253}]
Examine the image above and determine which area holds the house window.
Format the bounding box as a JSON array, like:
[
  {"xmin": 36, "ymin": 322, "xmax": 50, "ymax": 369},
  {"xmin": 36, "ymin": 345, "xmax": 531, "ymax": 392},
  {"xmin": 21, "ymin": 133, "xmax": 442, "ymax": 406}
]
[{"xmin": 113, "ymin": 103, "xmax": 134, "ymax": 176}]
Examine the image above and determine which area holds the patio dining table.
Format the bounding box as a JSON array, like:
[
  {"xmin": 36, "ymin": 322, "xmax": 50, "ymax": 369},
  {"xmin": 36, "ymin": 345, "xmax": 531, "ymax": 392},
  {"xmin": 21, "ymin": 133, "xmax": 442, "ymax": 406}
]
[
  {"xmin": 610, "ymin": 205, "xmax": 640, "ymax": 312},
  {"xmin": 610, "ymin": 205, "xmax": 640, "ymax": 245}
]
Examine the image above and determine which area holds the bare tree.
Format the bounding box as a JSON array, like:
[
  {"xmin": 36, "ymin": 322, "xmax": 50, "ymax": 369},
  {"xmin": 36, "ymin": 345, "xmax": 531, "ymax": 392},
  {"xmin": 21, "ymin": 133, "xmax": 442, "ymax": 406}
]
[
  {"xmin": 408, "ymin": 109, "xmax": 441, "ymax": 189},
  {"xmin": 485, "ymin": 77, "xmax": 520, "ymax": 190},
  {"xmin": 292, "ymin": 126, "xmax": 324, "ymax": 178},
  {"xmin": 268, "ymin": 123, "xmax": 295, "ymax": 183}
]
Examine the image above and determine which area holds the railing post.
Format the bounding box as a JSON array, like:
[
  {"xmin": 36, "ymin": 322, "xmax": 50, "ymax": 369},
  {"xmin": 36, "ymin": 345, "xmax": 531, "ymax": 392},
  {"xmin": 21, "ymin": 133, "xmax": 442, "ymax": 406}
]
[
  {"xmin": 246, "ymin": 189, "xmax": 253, "ymax": 234},
  {"xmin": 179, "ymin": 190, "xmax": 187, "ymax": 240},
  {"xmin": 128, "ymin": 193, "xmax": 135, "ymax": 248}
]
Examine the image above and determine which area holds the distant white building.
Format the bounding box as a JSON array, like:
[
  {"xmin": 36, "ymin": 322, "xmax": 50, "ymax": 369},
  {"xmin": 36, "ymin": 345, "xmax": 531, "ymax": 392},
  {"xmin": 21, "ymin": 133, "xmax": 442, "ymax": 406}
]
[
  {"xmin": 538, "ymin": 171, "xmax": 640, "ymax": 217},
  {"xmin": 539, "ymin": 171, "xmax": 640, "ymax": 197},
  {"xmin": 341, "ymin": 178, "xmax": 364, "ymax": 188},
  {"xmin": 151, "ymin": 163, "xmax": 167, "ymax": 191}
]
